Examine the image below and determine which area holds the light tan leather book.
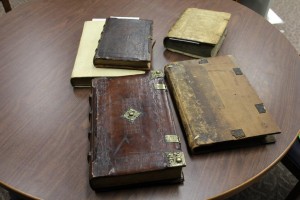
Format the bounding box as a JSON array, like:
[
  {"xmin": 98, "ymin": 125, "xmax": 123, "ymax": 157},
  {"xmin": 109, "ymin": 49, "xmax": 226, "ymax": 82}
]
[
  {"xmin": 164, "ymin": 8, "xmax": 231, "ymax": 58},
  {"xmin": 164, "ymin": 55, "xmax": 281, "ymax": 153},
  {"xmin": 70, "ymin": 20, "xmax": 145, "ymax": 87}
]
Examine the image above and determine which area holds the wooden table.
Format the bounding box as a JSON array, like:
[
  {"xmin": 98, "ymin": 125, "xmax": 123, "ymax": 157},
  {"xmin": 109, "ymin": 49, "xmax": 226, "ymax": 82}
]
[{"xmin": 0, "ymin": 0, "xmax": 299, "ymax": 199}]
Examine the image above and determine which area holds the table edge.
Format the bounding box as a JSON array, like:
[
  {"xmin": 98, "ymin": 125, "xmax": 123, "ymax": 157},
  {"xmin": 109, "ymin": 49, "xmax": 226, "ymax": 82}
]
[{"xmin": 210, "ymin": 131, "xmax": 300, "ymax": 200}]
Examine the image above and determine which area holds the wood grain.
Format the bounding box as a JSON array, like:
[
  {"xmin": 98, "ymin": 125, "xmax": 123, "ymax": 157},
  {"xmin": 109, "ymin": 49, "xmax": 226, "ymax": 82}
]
[
  {"xmin": 164, "ymin": 56, "xmax": 281, "ymax": 153},
  {"xmin": 0, "ymin": 0, "xmax": 300, "ymax": 199}
]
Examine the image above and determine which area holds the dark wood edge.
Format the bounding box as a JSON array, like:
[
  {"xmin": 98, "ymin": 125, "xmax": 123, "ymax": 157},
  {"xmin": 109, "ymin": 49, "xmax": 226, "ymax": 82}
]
[
  {"xmin": 0, "ymin": 181, "xmax": 41, "ymax": 200},
  {"xmin": 209, "ymin": 131, "xmax": 300, "ymax": 200},
  {"xmin": 1, "ymin": 0, "xmax": 12, "ymax": 12}
]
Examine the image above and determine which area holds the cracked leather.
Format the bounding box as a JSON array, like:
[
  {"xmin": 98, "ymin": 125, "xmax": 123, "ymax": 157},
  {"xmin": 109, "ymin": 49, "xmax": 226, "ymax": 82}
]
[
  {"xmin": 88, "ymin": 72, "xmax": 184, "ymax": 190},
  {"xmin": 164, "ymin": 55, "xmax": 281, "ymax": 153}
]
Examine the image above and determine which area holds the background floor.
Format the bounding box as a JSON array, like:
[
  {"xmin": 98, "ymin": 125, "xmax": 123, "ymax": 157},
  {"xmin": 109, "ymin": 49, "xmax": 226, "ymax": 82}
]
[
  {"xmin": 270, "ymin": 0, "xmax": 300, "ymax": 54},
  {"xmin": 1, "ymin": 0, "xmax": 299, "ymax": 199}
]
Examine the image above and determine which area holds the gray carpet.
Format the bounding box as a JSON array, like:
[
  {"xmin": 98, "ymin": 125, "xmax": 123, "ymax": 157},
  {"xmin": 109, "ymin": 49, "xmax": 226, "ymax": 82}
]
[
  {"xmin": 270, "ymin": 0, "xmax": 300, "ymax": 54},
  {"xmin": 0, "ymin": 0, "xmax": 299, "ymax": 199},
  {"xmin": 0, "ymin": 188, "xmax": 9, "ymax": 200},
  {"xmin": 227, "ymin": 162, "xmax": 298, "ymax": 200},
  {"xmin": 0, "ymin": 0, "xmax": 30, "ymax": 15}
]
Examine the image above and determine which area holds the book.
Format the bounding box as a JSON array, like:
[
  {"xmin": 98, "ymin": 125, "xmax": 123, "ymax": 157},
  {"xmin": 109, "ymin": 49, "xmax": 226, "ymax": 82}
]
[
  {"xmin": 164, "ymin": 55, "xmax": 281, "ymax": 153},
  {"xmin": 88, "ymin": 71, "xmax": 186, "ymax": 191},
  {"xmin": 93, "ymin": 18, "xmax": 153, "ymax": 70},
  {"xmin": 163, "ymin": 8, "xmax": 231, "ymax": 58},
  {"xmin": 70, "ymin": 20, "xmax": 145, "ymax": 87}
]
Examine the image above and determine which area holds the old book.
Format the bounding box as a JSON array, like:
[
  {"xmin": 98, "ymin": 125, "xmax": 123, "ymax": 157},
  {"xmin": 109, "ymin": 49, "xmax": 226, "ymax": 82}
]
[
  {"xmin": 88, "ymin": 72, "xmax": 186, "ymax": 191},
  {"xmin": 164, "ymin": 55, "xmax": 281, "ymax": 153},
  {"xmin": 164, "ymin": 8, "xmax": 231, "ymax": 58},
  {"xmin": 93, "ymin": 18, "xmax": 153, "ymax": 70},
  {"xmin": 70, "ymin": 20, "xmax": 145, "ymax": 87}
]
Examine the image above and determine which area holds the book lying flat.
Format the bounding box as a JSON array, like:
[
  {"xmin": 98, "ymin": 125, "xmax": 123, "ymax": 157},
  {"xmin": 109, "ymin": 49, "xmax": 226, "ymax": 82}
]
[
  {"xmin": 93, "ymin": 18, "xmax": 153, "ymax": 70},
  {"xmin": 164, "ymin": 8, "xmax": 231, "ymax": 58},
  {"xmin": 164, "ymin": 55, "xmax": 281, "ymax": 153},
  {"xmin": 70, "ymin": 20, "xmax": 145, "ymax": 87},
  {"xmin": 88, "ymin": 72, "xmax": 185, "ymax": 191}
]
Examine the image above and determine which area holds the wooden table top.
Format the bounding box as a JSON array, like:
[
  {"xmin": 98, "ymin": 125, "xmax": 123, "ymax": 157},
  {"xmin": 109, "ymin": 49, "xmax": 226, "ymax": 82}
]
[{"xmin": 0, "ymin": 0, "xmax": 299, "ymax": 199}]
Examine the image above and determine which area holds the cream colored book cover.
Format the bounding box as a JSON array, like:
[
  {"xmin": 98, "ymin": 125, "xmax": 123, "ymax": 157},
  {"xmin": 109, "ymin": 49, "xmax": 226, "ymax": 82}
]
[
  {"xmin": 164, "ymin": 8, "xmax": 231, "ymax": 58},
  {"xmin": 167, "ymin": 8, "xmax": 231, "ymax": 45},
  {"xmin": 70, "ymin": 20, "xmax": 145, "ymax": 87}
]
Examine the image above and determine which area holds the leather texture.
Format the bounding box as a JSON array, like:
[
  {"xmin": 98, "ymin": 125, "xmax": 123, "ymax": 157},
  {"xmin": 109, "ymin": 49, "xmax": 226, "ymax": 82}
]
[
  {"xmin": 164, "ymin": 55, "xmax": 281, "ymax": 153},
  {"xmin": 70, "ymin": 21, "xmax": 145, "ymax": 87},
  {"xmin": 164, "ymin": 8, "xmax": 231, "ymax": 58},
  {"xmin": 93, "ymin": 18, "xmax": 153, "ymax": 70},
  {"xmin": 89, "ymin": 72, "xmax": 185, "ymax": 190}
]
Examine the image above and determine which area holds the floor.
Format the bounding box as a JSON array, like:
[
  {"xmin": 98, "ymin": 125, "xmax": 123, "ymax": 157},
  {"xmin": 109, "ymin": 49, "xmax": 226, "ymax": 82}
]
[
  {"xmin": 268, "ymin": 0, "xmax": 300, "ymax": 54},
  {"xmin": 1, "ymin": 0, "xmax": 299, "ymax": 200}
]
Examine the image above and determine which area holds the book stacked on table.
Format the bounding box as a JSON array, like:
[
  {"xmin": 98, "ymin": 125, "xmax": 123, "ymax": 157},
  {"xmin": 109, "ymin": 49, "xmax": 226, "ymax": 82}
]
[
  {"xmin": 164, "ymin": 8, "xmax": 231, "ymax": 58},
  {"xmin": 93, "ymin": 17, "xmax": 153, "ymax": 70},
  {"xmin": 70, "ymin": 17, "xmax": 152, "ymax": 87},
  {"xmin": 69, "ymin": 8, "xmax": 281, "ymax": 192}
]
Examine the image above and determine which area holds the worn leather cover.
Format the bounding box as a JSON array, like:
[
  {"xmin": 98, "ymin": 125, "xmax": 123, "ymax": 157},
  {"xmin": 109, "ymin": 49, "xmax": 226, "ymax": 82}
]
[
  {"xmin": 164, "ymin": 55, "xmax": 281, "ymax": 153},
  {"xmin": 93, "ymin": 18, "xmax": 153, "ymax": 70},
  {"xmin": 70, "ymin": 20, "xmax": 145, "ymax": 87},
  {"xmin": 88, "ymin": 72, "xmax": 185, "ymax": 190},
  {"xmin": 164, "ymin": 8, "xmax": 231, "ymax": 58}
]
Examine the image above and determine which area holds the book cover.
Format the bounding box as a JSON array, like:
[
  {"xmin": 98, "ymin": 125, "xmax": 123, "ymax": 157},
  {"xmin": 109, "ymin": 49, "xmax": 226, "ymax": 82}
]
[
  {"xmin": 93, "ymin": 18, "xmax": 153, "ymax": 70},
  {"xmin": 164, "ymin": 8, "xmax": 231, "ymax": 58},
  {"xmin": 88, "ymin": 72, "xmax": 185, "ymax": 191},
  {"xmin": 164, "ymin": 55, "xmax": 281, "ymax": 153},
  {"xmin": 70, "ymin": 20, "xmax": 145, "ymax": 87}
]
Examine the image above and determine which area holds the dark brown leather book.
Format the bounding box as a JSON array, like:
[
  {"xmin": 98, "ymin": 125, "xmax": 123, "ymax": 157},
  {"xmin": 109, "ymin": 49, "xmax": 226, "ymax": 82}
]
[
  {"xmin": 163, "ymin": 8, "xmax": 231, "ymax": 58},
  {"xmin": 70, "ymin": 20, "xmax": 145, "ymax": 87},
  {"xmin": 93, "ymin": 18, "xmax": 153, "ymax": 70},
  {"xmin": 164, "ymin": 55, "xmax": 281, "ymax": 153},
  {"xmin": 88, "ymin": 71, "xmax": 186, "ymax": 191}
]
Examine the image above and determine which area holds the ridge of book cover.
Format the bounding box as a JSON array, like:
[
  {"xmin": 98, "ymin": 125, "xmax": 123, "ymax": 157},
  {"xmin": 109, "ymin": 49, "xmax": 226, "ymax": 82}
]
[
  {"xmin": 164, "ymin": 55, "xmax": 281, "ymax": 153},
  {"xmin": 70, "ymin": 20, "xmax": 145, "ymax": 87},
  {"xmin": 88, "ymin": 72, "xmax": 186, "ymax": 190},
  {"xmin": 93, "ymin": 18, "xmax": 153, "ymax": 70},
  {"xmin": 164, "ymin": 8, "xmax": 231, "ymax": 58}
]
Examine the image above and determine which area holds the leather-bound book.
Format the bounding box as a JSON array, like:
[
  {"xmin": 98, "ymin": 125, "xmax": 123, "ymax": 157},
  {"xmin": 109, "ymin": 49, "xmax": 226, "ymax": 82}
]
[
  {"xmin": 93, "ymin": 18, "xmax": 153, "ymax": 70},
  {"xmin": 164, "ymin": 8, "xmax": 231, "ymax": 58},
  {"xmin": 70, "ymin": 20, "xmax": 145, "ymax": 87},
  {"xmin": 164, "ymin": 55, "xmax": 281, "ymax": 153},
  {"xmin": 88, "ymin": 71, "xmax": 186, "ymax": 191}
]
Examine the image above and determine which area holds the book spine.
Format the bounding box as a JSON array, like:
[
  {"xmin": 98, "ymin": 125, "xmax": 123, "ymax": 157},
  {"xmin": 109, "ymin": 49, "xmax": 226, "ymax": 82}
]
[
  {"xmin": 93, "ymin": 20, "xmax": 107, "ymax": 65},
  {"xmin": 88, "ymin": 86, "xmax": 95, "ymax": 164},
  {"xmin": 164, "ymin": 65, "xmax": 196, "ymax": 153}
]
